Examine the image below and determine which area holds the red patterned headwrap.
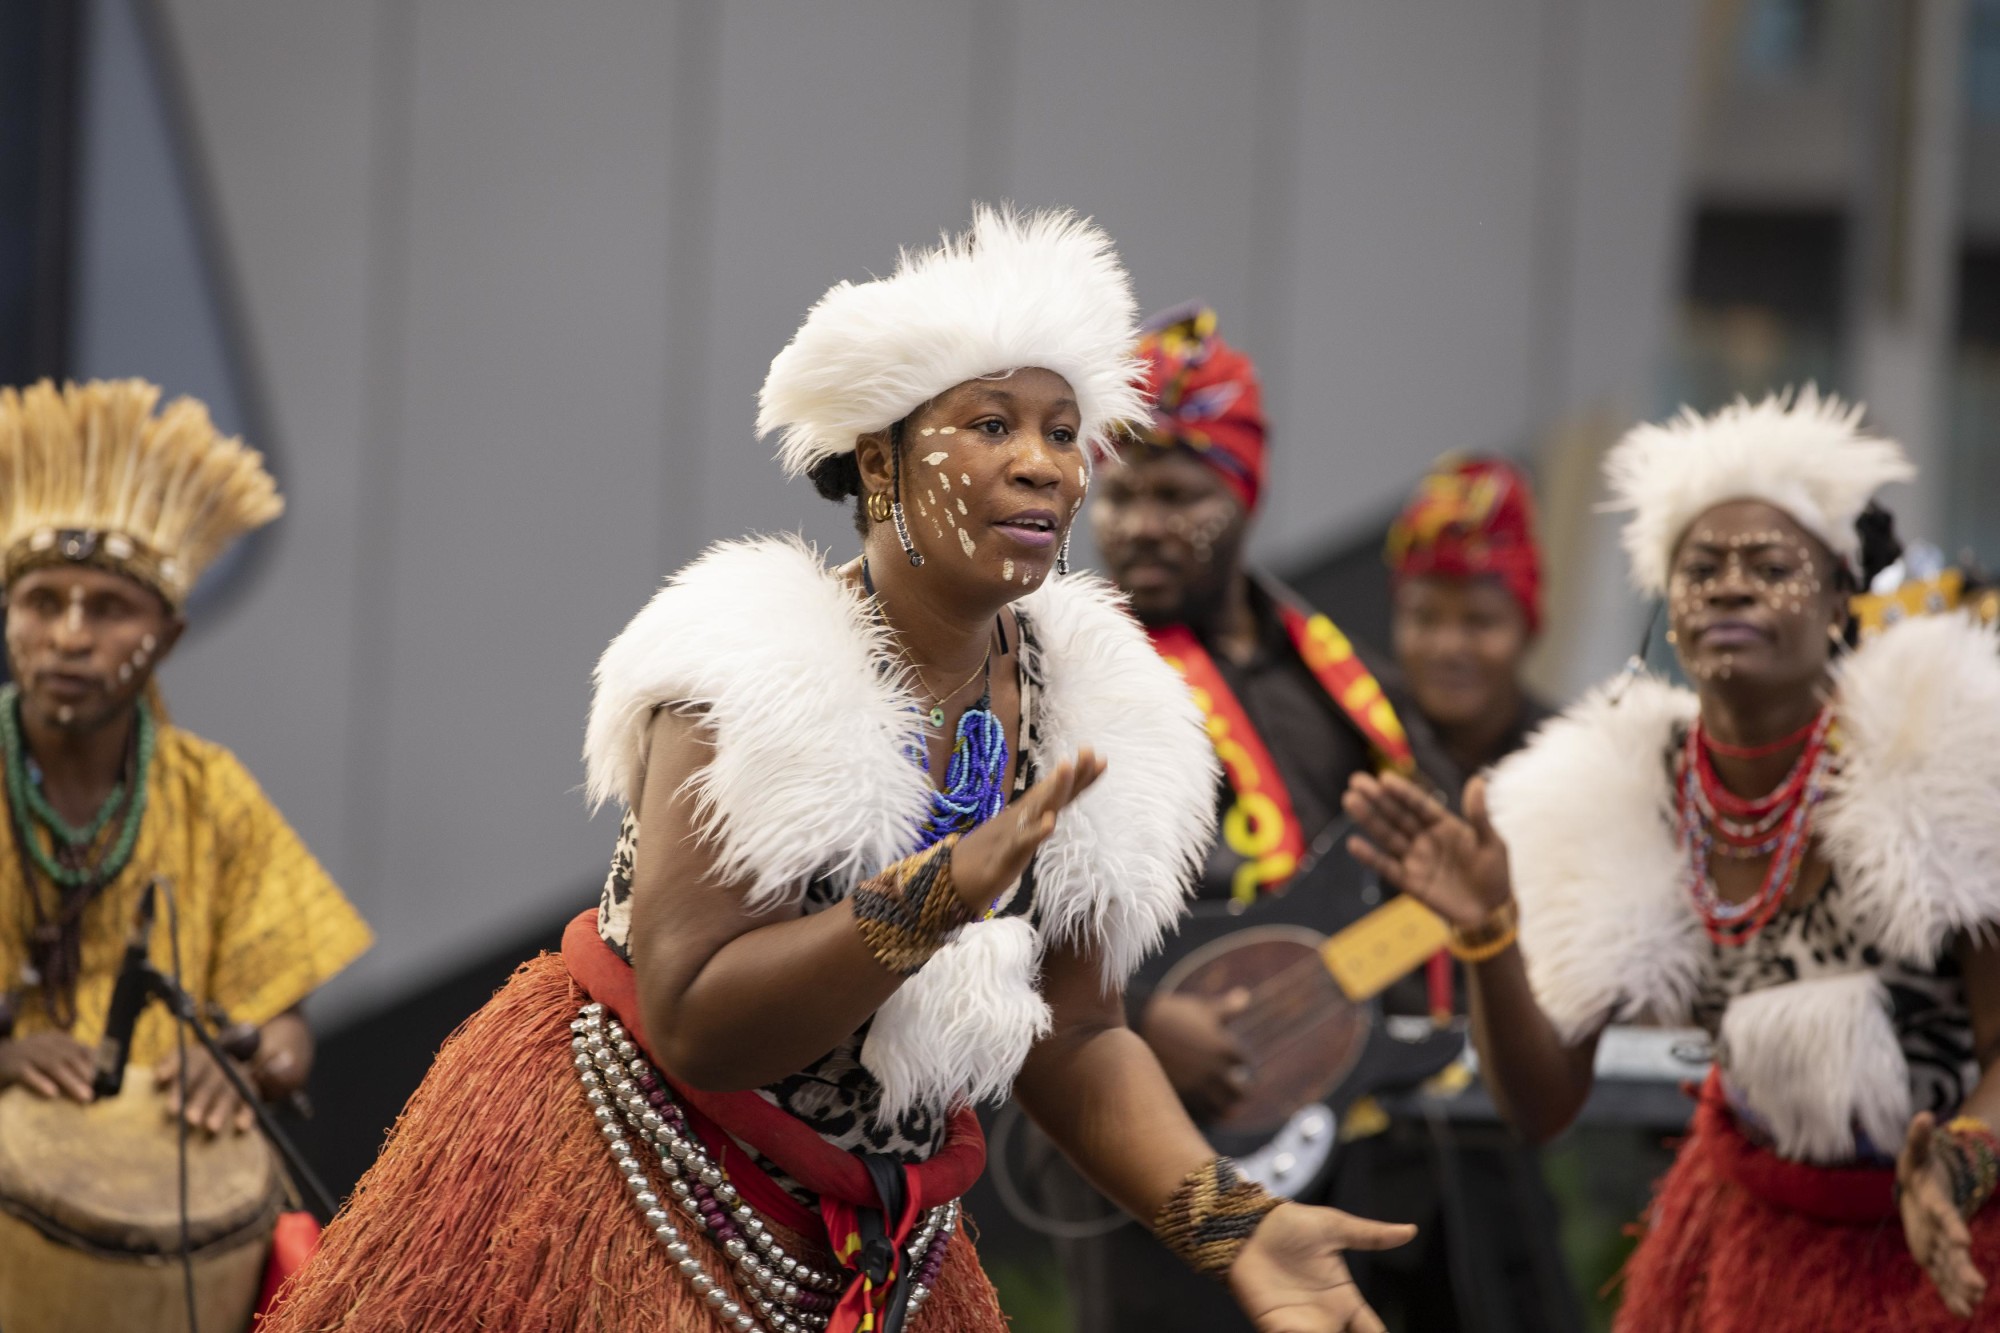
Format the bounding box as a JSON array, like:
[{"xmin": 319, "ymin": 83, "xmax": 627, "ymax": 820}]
[
  {"xmin": 1132, "ymin": 304, "xmax": 1267, "ymax": 512},
  {"xmin": 1385, "ymin": 455, "xmax": 1543, "ymax": 634}
]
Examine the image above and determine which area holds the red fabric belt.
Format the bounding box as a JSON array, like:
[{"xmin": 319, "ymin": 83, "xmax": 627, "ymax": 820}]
[
  {"xmin": 561, "ymin": 912, "xmax": 986, "ymax": 1212},
  {"xmin": 563, "ymin": 912, "xmax": 989, "ymax": 1332},
  {"xmin": 1698, "ymin": 1069, "xmax": 1898, "ymax": 1225}
]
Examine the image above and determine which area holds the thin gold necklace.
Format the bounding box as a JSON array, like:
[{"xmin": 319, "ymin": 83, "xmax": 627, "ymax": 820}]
[{"xmin": 909, "ymin": 652, "xmax": 989, "ymax": 731}]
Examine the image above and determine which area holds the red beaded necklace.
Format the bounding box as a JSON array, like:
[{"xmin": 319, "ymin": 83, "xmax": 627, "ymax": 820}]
[{"xmin": 1677, "ymin": 708, "xmax": 1835, "ymax": 946}]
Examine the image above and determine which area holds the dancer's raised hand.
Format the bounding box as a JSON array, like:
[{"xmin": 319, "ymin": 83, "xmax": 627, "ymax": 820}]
[
  {"xmin": 951, "ymin": 750, "xmax": 1106, "ymax": 911},
  {"xmin": 1341, "ymin": 772, "xmax": 1511, "ymax": 928}
]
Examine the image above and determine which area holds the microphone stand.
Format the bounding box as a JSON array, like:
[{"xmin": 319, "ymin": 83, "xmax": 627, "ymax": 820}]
[{"xmin": 125, "ymin": 960, "xmax": 340, "ymax": 1222}]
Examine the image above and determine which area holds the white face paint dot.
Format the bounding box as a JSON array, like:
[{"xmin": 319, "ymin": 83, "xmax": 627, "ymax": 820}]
[
  {"xmin": 1002, "ymin": 559, "xmax": 1015, "ymax": 581},
  {"xmin": 937, "ymin": 426, "xmax": 956, "ymax": 436},
  {"xmin": 956, "ymin": 498, "xmax": 966, "ymax": 515},
  {"xmin": 140, "ymin": 633, "xmax": 157, "ymax": 653},
  {"xmin": 923, "ymin": 451, "xmax": 949, "ymax": 465},
  {"xmin": 920, "ymin": 428, "xmax": 937, "ymax": 437},
  {"xmin": 938, "ymin": 473, "xmax": 951, "ymax": 492},
  {"xmin": 960, "ymin": 474, "xmax": 971, "ymax": 488},
  {"xmin": 957, "ymin": 527, "xmax": 976, "ymax": 558}
]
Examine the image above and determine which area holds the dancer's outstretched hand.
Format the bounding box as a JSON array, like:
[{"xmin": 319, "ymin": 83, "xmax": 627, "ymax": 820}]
[
  {"xmin": 951, "ymin": 750, "xmax": 1107, "ymax": 912},
  {"xmin": 1227, "ymin": 1202, "xmax": 1414, "ymax": 1332},
  {"xmin": 1899, "ymin": 1111, "xmax": 1989, "ymax": 1319},
  {"xmin": 1341, "ymin": 773, "xmax": 1512, "ymax": 929}
]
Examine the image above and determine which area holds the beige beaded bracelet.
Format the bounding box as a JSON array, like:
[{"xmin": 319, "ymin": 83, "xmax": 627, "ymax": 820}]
[
  {"xmin": 1152, "ymin": 1156, "xmax": 1283, "ymax": 1279},
  {"xmin": 850, "ymin": 835, "xmax": 974, "ymax": 975}
]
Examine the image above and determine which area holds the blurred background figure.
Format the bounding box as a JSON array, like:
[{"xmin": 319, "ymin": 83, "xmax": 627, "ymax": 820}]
[
  {"xmin": 4, "ymin": 0, "xmax": 1999, "ymax": 1328},
  {"xmin": 1385, "ymin": 457, "xmax": 1551, "ymax": 783}
]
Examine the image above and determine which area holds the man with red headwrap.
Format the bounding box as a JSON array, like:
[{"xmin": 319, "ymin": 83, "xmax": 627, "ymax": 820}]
[{"xmin": 1029, "ymin": 307, "xmax": 1469, "ymax": 1332}]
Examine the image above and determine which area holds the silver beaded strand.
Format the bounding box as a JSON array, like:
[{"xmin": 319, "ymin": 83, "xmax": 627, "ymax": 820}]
[{"xmin": 571, "ymin": 1004, "xmax": 955, "ymax": 1330}]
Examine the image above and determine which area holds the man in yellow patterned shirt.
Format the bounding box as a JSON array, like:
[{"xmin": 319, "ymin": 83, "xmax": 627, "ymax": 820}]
[{"xmin": 0, "ymin": 379, "xmax": 370, "ymax": 1134}]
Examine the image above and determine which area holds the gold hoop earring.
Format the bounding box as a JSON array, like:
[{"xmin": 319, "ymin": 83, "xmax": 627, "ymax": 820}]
[{"xmin": 865, "ymin": 492, "xmax": 893, "ymax": 524}]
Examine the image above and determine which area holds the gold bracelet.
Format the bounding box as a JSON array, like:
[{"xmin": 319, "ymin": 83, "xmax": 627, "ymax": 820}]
[
  {"xmin": 1152, "ymin": 1156, "xmax": 1282, "ymax": 1279},
  {"xmin": 1446, "ymin": 898, "xmax": 1518, "ymax": 964},
  {"xmin": 850, "ymin": 836, "xmax": 974, "ymax": 975}
]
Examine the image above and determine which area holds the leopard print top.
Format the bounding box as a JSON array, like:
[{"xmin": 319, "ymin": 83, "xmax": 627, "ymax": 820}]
[
  {"xmin": 596, "ymin": 611, "xmax": 1047, "ymax": 1169},
  {"xmin": 1689, "ymin": 875, "xmax": 1978, "ymax": 1143},
  {"xmin": 1672, "ymin": 730, "xmax": 1980, "ymax": 1157}
]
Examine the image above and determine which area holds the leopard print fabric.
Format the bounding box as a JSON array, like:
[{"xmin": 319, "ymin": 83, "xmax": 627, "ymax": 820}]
[
  {"xmin": 1689, "ymin": 874, "xmax": 1978, "ymax": 1139},
  {"xmin": 595, "ymin": 609, "xmax": 1047, "ymax": 1170},
  {"xmin": 1671, "ymin": 729, "xmax": 1980, "ymax": 1155}
]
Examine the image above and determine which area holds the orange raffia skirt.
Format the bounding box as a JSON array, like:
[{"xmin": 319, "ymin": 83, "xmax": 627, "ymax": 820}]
[
  {"xmin": 261, "ymin": 922, "xmax": 1009, "ymax": 1332},
  {"xmin": 1618, "ymin": 1072, "xmax": 2000, "ymax": 1331}
]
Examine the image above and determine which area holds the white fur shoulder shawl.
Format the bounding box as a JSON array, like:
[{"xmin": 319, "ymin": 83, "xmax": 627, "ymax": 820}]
[
  {"xmin": 583, "ymin": 536, "xmax": 1218, "ymax": 1117},
  {"xmin": 1485, "ymin": 613, "xmax": 2000, "ymax": 1160}
]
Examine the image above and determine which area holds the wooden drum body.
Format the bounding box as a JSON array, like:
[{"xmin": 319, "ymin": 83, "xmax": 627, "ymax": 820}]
[{"xmin": 0, "ymin": 1072, "xmax": 281, "ymax": 1333}]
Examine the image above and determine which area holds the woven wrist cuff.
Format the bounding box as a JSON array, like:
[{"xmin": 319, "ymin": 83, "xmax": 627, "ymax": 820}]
[
  {"xmin": 851, "ymin": 836, "xmax": 973, "ymax": 975},
  {"xmin": 1938, "ymin": 1117, "xmax": 2000, "ymax": 1220},
  {"xmin": 1152, "ymin": 1156, "xmax": 1282, "ymax": 1279}
]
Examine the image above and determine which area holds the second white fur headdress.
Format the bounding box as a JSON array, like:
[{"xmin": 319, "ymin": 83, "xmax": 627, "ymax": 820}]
[
  {"xmin": 1603, "ymin": 386, "xmax": 1913, "ymax": 595},
  {"xmin": 757, "ymin": 206, "xmax": 1147, "ymax": 475}
]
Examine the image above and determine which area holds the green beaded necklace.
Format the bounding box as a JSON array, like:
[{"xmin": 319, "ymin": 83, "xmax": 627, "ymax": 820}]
[{"xmin": 0, "ymin": 684, "xmax": 154, "ymax": 890}]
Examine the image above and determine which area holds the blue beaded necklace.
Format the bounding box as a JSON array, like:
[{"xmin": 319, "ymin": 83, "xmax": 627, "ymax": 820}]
[{"xmin": 861, "ymin": 559, "xmax": 1011, "ymax": 849}]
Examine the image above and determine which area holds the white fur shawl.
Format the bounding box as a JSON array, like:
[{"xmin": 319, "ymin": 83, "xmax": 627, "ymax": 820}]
[
  {"xmin": 1486, "ymin": 613, "xmax": 2000, "ymax": 1161},
  {"xmin": 584, "ymin": 536, "xmax": 1217, "ymax": 1117}
]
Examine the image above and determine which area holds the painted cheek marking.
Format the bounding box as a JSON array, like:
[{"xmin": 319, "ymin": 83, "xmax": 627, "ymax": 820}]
[
  {"xmin": 923, "ymin": 451, "xmax": 950, "ymax": 465},
  {"xmin": 957, "ymin": 527, "xmax": 976, "ymax": 558},
  {"xmin": 937, "ymin": 426, "xmax": 956, "ymax": 436},
  {"xmin": 960, "ymin": 474, "xmax": 971, "ymax": 488},
  {"xmin": 938, "ymin": 473, "xmax": 951, "ymax": 491},
  {"xmin": 920, "ymin": 428, "xmax": 937, "ymax": 437},
  {"xmin": 956, "ymin": 498, "xmax": 967, "ymax": 515},
  {"xmin": 1002, "ymin": 559, "xmax": 1015, "ymax": 581}
]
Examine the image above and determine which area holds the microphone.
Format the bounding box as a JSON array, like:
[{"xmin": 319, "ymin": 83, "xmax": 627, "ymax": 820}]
[{"xmin": 92, "ymin": 881, "xmax": 159, "ymax": 1098}]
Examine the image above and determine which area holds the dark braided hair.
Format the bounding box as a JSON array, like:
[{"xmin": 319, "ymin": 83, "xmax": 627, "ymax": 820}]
[
  {"xmin": 1853, "ymin": 501, "xmax": 1903, "ymax": 589},
  {"xmin": 807, "ymin": 420, "xmax": 908, "ymax": 538},
  {"xmin": 1837, "ymin": 500, "xmax": 1903, "ymax": 648}
]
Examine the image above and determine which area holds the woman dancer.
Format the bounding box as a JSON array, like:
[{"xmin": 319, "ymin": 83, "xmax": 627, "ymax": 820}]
[
  {"xmin": 269, "ymin": 208, "xmax": 1413, "ymax": 1333},
  {"xmin": 1344, "ymin": 390, "xmax": 2000, "ymax": 1330}
]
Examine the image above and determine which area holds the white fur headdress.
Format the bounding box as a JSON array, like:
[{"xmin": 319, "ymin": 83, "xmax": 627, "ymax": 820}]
[
  {"xmin": 757, "ymin": 206, "xmax": 1148, "ymax": 475},
  {"xmin": 1603, "ymin": 386, "xmax": 1913, "ymax": 595}
]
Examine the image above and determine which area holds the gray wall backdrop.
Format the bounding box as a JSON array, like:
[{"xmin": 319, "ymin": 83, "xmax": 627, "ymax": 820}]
[{"xmin": 70, "ymin": 0, "xmax": 1704, "ymax": 1023}]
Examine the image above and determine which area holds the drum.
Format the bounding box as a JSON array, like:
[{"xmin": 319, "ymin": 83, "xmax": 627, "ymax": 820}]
[{"xmin": 0, "ymin": 1070, "xmax": 281, "ymax": 1333}]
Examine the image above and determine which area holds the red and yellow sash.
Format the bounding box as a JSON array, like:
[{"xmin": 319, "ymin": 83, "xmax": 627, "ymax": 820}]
[{"xmin": 1149, "ymin": 602, "xmax": 1414, "ymax": 907}]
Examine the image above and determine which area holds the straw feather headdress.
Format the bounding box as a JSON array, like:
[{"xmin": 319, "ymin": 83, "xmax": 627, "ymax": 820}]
[
  {"xmin": 1603, "ymin": 386, "xmax": 1913, "ymax": 595},
  {"xmin": 757, "ymin": 205, "xmax": 1148, "ymax": 475},
  {"xmin": 0, "ymin": 379, "xmax": 282, "ymax": 610}
]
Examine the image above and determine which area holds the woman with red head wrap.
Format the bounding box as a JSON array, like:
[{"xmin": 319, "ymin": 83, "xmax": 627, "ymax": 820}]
[{"xmin": 1386, "ymin": 456, "xmax": 1550, "ymax": 781}]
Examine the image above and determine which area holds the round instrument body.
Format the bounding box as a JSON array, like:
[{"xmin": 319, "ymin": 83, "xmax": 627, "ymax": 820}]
[
  {"xmin": 1155, "ymin": 925, "xmax": 1371, "ymax": 1136},
  {"xmin": 0, "ymin": 1070, "xmax": 280, "ymax": 1333}
]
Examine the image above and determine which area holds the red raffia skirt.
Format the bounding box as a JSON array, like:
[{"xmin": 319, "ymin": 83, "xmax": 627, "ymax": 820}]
[
  {"xmin": 259, "ymin": 948, "xmax": 1009, "ymax": 1332},
  {"xmin": 1618, "ymin": 1073, "xmax": 2000, "ymax": 1331}
]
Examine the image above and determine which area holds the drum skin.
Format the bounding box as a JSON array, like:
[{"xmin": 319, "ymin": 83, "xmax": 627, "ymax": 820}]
[{"xmin": 0, "ymin": 1071, "xmax": 279, "ymax": 1333}]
